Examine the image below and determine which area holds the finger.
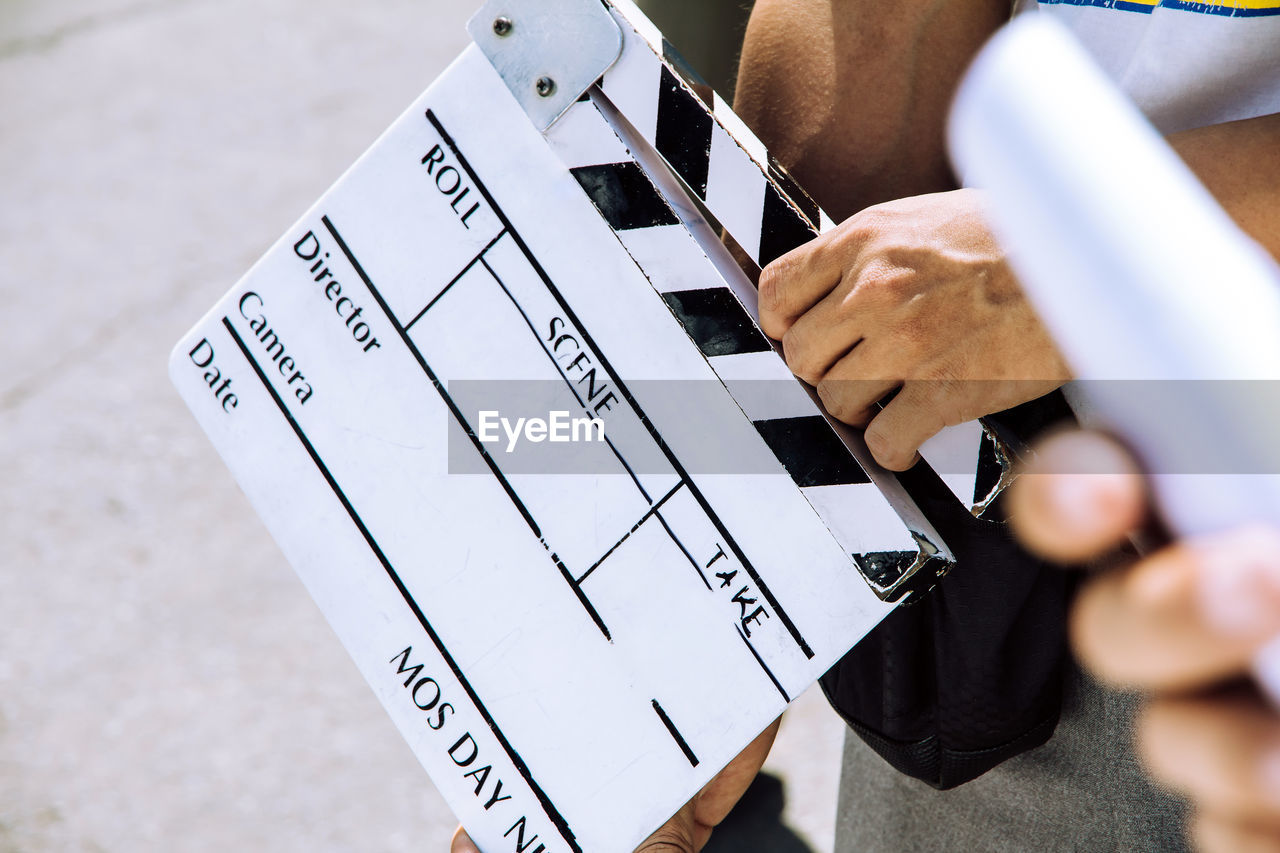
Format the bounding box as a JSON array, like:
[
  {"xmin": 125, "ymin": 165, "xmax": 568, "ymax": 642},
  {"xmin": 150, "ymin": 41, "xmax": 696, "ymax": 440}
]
[
  {"xmin": 862, "ymin": 380, "xmax": 950, "ymax": 471},
  {"xmin": 1071, "ymin": 525, "xmax": 1280, "ymax": 691},
  {"xmin": 693, "ymin": 718, "xmax": 782, "ymax": 828},
  {"xmin": 817, "ymin": 377, "xmax": 899, "ymax": 429},
  {"xmin": 814, "ymin": 345, "xmax": 899, "ymax": 427},
  {"xmin": 636, "ymin": 718, "xmax": 782, "ymax": 853},
  {"xmin": 778, "ymin": 291, "xmax": 865, "ymax": 385},
  {"xmin": 1008, "ymin": 430, "xmax": 1146, "ymax": 563},
  {"xmin": 757, "ymin": 236, "xmax": 843, "ymax": 340},
  {"xmin": 451, "ymin": 826, "xmax": 480, "ymax": 853},
  {"xmin": 1192, "ymin": 810, "xmax": 1280, "ymax": 853},
  {"xmin": 1139, "ymin": 689, "xmax": 1280, "ymax": 829},
  {"xmin": 808, "ymin": 326, "xmax": 901, "ymax": 427}
]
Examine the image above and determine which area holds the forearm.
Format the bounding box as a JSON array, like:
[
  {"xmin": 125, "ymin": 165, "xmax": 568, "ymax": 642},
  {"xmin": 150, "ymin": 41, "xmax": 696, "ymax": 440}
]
[
  {"xmin": 1170, "ymin": 112, "xmax": 1280, "ymax": 262},
  {"xmin": 734, "ymin": 0, "xmax": 1009, "ymax": 220}
]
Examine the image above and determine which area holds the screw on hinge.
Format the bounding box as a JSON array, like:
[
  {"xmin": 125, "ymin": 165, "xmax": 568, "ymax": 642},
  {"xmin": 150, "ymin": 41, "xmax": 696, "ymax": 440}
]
[
  {"xmin": 535, "ymin": 77, "xmax": 556, "ymax": 98},
  {"xmin": 492, "ymin": 17, "xmax": 513, "ymax": 37}
]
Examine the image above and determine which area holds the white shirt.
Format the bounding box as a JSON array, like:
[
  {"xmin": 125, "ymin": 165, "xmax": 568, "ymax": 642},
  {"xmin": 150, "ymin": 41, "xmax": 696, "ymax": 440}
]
[{"xmin": 1019, "ymin": 0, "xmax": 1280, "ymax": 131}]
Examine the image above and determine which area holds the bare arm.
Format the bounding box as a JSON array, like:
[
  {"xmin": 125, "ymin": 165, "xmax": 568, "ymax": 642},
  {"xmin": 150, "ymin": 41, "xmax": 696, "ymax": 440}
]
[
  {"xmin": 735, "ymin": 0, "xmax": 1011, "ymax": 219},
  {"xmin": 739, "ymin": 2, "xmax": 1280, "ymax": 470},
  {"xmin": 1171, "ymin": 112, "xmax": 1280, "ymax": 261},
  {"xmin": 737, "ymin": 1, "xmax": 1280, "ymax": 259}
]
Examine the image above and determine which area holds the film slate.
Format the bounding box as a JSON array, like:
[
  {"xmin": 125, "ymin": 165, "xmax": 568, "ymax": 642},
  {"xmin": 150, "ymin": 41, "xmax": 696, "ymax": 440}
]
[{"xmin": 170, "ymin": 1, "xmax": 1006, "ymax": 850}]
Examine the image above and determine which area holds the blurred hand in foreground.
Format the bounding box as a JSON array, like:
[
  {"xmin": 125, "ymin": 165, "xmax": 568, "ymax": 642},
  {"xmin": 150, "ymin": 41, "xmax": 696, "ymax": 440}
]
[{"xmin": 1009, "ymin": 430, "xmax": 1280, "ymax": 853}]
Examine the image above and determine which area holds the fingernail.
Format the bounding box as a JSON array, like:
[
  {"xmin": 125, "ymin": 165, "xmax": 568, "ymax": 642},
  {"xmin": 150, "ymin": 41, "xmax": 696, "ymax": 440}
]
[
  {"xmin": 1195, "ymin": 529, "xmax": 1280, "ymax": 637},
  {"xmin": 1044, "ymin": 475, "xmax": 1113, "ymax": 534}
]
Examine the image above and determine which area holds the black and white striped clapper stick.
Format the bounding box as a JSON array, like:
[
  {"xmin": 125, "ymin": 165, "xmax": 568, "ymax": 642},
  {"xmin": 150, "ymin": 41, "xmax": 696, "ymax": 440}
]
[
  {"xmin": 591, "ymin": 0, "xmax": 1016, "ymax": 510},
  {"xmin": 538, "ymin": 15, "xmax": 968, "ymax": 600}
]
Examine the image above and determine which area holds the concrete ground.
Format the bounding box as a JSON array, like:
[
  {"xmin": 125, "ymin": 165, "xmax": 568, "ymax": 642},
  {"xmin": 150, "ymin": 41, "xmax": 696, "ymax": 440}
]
[{"xmin": 0, "ymin": 1, "xmax": 845, "ymax": 850}]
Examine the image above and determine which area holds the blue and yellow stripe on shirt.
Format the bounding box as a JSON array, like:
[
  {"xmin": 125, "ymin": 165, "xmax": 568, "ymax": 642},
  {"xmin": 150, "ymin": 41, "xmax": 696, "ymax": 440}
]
[{"xmin": 1039, "ymin": 0, "xmax": 1280, "ymax": 16}]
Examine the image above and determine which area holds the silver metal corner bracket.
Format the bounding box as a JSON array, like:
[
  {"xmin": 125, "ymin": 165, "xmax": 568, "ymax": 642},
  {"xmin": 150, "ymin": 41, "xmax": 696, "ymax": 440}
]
[{"xmin": 468, "ymin": 0, "xmax": 624, "ymax": 133}]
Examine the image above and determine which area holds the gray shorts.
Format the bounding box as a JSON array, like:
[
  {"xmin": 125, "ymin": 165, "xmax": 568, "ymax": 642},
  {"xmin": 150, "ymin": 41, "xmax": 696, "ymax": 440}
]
[{"xmin": 834, "ymin": 667, "xmax": 1189, "ymax": 853}]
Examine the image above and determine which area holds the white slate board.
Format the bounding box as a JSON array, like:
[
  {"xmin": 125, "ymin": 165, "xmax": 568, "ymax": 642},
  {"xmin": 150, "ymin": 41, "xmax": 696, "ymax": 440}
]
[{"xmin": 170, "ymin": 43, "xmax": 899, "ymax": 853}]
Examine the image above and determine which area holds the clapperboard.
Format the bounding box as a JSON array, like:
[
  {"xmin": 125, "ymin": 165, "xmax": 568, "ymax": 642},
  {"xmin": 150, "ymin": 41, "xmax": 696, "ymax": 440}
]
[{"xmin": 170, "ymin": 1, "xmax": 1012, "ymax": 850}]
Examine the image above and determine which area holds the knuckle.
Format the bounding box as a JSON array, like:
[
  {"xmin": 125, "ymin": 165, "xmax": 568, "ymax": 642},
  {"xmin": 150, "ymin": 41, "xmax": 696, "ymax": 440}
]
[
  {"xmin": 866, "ymin": 393, "xmax": 935, "ymax": 470},
  {"xmin": 759, "ymin": 252, "xmax": 804, "ymax": 317},
  {"xmin": 863, "ymin": 422, "xmax": 906, "ymax": 470},
  {"xmin": 782, "ymin": 330, "xmax": 822, "ymax": 385},
  {"xmin": 880, "ymin": 241, "xmax": 930, "ymax": 272},
  {"xmin": 757, "ymin": 260, "xmax": 787, "ymax": 313},
  {"xmin": 820, "ymin": 379, "xmax": 880, "ymax": 427},
  {"xmin": 848, "ymin": 204, "xmax": 894, "ymax": 237},
  {"xmin": 862, "ymin": 265, "xmax": 916, "ymax": 304},
  {"xmin": 910, "ymin": 383, "xmax": 961, "ymax": 433},
  {"xmin": 817, "ymin": 380, "xmax": 854, "ymax": 423}
]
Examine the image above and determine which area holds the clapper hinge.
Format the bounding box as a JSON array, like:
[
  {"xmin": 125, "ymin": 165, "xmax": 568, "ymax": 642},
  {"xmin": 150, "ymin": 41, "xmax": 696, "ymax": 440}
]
[{"xmin": 467, "ymin": 0, "xmax": 624, "ymax": 132}]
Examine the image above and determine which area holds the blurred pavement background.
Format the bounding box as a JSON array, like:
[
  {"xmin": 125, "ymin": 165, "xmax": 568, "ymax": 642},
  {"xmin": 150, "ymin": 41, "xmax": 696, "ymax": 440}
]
[{"xmin": 0, "ymin": 1, "xmax": 844, "ymax": 850}]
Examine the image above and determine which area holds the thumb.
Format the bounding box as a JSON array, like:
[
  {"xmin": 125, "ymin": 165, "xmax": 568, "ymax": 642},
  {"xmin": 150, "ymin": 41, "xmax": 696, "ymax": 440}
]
[
  {"xmin": 451, "ymin": 826, "xmax": 480, "ymax": 853},
  {"xmin": 635, "ymin": 802, "xmax": 698, "ymax": 852}
]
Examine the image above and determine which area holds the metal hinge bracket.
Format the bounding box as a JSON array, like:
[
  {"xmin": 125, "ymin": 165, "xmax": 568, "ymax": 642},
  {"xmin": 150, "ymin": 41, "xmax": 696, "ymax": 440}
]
[{"xmin": 467, "ymin": 0, "xmax": 624, "ymax": 132}]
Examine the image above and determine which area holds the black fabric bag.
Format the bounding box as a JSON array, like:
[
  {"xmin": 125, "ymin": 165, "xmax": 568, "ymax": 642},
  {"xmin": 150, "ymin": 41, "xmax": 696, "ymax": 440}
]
[{"xmin": 820, "ymin": 395, "xmax": 1076, "ymax": 790}]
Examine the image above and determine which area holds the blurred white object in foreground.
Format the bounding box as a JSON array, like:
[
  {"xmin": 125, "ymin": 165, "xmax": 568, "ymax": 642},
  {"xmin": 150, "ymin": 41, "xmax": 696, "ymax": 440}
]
[{"xmin": 948, "ymin": 14, "xmax": 1280, "ymax": 703}]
